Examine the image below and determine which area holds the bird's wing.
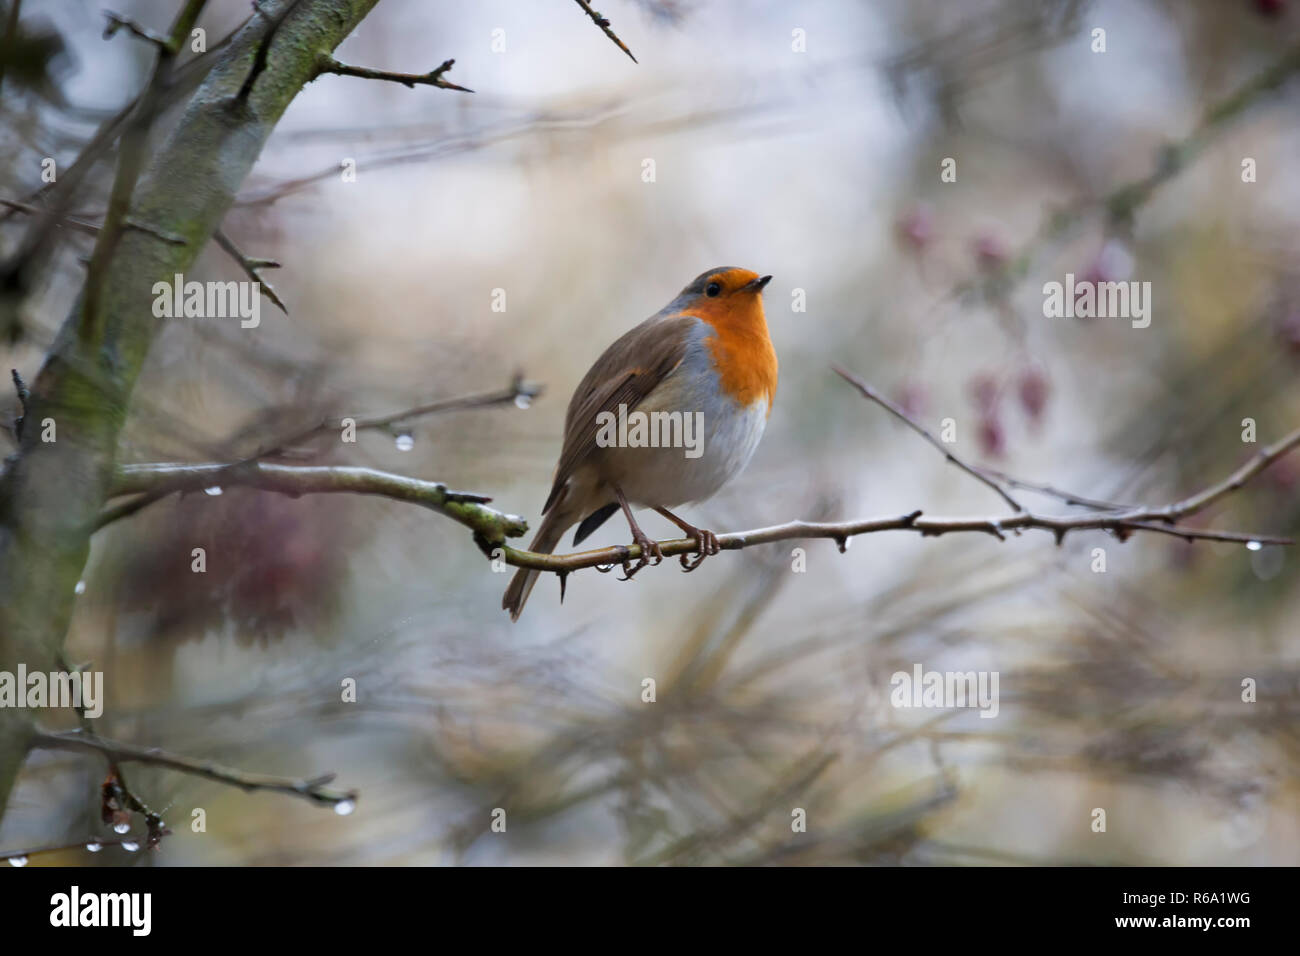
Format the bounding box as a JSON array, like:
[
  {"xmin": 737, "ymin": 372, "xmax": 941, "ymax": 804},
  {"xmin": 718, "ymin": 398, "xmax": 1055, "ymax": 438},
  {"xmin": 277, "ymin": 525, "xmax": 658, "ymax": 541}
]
[{"xmin": 542, "ymin": 313, "xmax": 699, "ymax": 515}]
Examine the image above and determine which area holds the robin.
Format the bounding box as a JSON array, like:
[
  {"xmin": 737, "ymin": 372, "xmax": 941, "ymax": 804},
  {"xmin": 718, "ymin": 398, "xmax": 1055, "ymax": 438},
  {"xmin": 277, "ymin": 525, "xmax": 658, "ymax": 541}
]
[{"xmin": 503, "ymin": 266, "xmax": 777, "ymax": 620}]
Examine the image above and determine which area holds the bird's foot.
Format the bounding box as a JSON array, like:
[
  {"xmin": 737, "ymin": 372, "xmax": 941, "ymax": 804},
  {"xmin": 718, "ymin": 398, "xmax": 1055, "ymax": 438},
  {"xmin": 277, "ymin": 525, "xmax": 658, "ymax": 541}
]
[
  {"xmin": 618, "ymin": 530, "xmax": 663, "ymax": 580},
  {"xmin": 678, "ymin": 526, "xmax": 720, "ymax": 572}
]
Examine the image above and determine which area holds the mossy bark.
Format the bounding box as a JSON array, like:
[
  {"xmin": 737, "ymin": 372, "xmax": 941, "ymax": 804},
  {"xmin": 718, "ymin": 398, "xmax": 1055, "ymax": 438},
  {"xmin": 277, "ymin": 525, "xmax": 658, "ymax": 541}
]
[{"xmin": 0, "ymin": 0, "xmax": 380, "ymax": 823}]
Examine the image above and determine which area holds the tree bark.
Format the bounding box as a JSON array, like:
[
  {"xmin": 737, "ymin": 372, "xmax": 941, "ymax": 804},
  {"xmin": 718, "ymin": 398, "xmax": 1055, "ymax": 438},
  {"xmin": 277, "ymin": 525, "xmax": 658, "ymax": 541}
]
[{"xmin": 0, "ymin": 0, "xmax": 380, "ymax": 823}]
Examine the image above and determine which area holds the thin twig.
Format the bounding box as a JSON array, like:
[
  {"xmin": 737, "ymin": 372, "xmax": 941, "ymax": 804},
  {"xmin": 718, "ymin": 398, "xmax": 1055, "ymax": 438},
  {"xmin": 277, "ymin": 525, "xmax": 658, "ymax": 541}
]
[
  {"xmin": 571, "ymin": 0, "xmax": 638, "ymax": 63},
  {"xmin": 95, "ymin": 378, "xmax": 541, "ymax": 529},
  {"xmin": 51, "ymin": 653, "xmax": 168, "ymax": 844},
  {"xmin": 973, "ymin": 466, "xmax": 1134, "ymax": 512},
  {"xmin": 228, "ymin": 374, "xmax": 542, "ymax": 464},
  {"xmin": 214, "ymin": 228, "xmax": 285, "ymax": 313},
  {"xmin": 316, "ymin": 54, "xmax": 473, "ymax": 92},
  {"xmin": 833, "ymin": 365, "xmax": 1024, "ymax": 513},
  {"xmin": 103, "ymin": 462, "xmax": 522, "ymax": 543},
  {"xmin": 30, "ymin": 730, "xmax": 356, "ymax": 810},
  {"xmin": 0, "ymin": 198, "xmax": 104, "ymax": 237},
  {"xmin": 102, "ymin": 11, "xmax": 173, "ymax": 51}
]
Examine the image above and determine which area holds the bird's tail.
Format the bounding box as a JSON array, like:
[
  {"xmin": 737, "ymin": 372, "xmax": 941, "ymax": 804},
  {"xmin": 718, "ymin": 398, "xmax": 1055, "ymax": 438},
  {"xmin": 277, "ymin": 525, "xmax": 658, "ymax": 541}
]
[{"xmin": 502, "ymin": 507, "xmax": 570, "ymax": 621}]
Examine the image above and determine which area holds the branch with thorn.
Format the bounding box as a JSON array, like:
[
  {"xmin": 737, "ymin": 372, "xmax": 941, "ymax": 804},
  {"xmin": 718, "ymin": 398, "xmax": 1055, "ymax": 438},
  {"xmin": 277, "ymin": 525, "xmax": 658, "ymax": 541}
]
[
  {"xmin": 98, "ymin": 367, "xmax": 1300, "ymax": 579},
  {"xmin": 214, "ymin": 228, "xmax": 285, "ymax": 313},
  {"xmin": 102, "ymin": 11, "xmax": 174, "ymax": 52},
  {"xmin": 103, "ymin": 462, "xmax": 523, "ymax": 540},
  {"xmin": 315, "ymin": 55, "xmax": 473, "ymax": 92},
  {"xmin": 29, "ymin": 729, "xmax": 356, "ymax": 811},
  {"xmin": 95, "ymin": 376, "xmax": 541, "ymax": 529},
  {"xmin": 572, "ymin": 0, "xmax": 638, "ymax": 62}
]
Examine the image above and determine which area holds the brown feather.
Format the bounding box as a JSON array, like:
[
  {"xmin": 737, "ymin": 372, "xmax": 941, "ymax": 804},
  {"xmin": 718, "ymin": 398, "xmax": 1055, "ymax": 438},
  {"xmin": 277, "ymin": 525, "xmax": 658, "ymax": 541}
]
[{"xmin": 542, "ymin": 314, "xmax": 698, "ymax": 514}]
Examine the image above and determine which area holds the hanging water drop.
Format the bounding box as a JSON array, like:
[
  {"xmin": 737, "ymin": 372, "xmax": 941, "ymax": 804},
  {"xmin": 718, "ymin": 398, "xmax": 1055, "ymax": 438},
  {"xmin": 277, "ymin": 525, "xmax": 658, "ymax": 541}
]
[
  {"xmin": 7, "ymin": 855, "xmax": 27, "ymax": 867},
  {"xmin": 514, "ymin": 393, "xmax": 532, "ymax": 409},
  {"xmin": 74, "ymin": 580, "xmax": 86, "ymax": 595},
  {"xmin": 203, "ymin": 486, "xmax": 223, "ymax": 496},
  {"xmin": 334, "ymin": 798, "xmax": 356, "ymax": 816},
  {"xmin": 121, "ymin": 841, "xmax": 139, "ymax": 852},
  {"xmin": 85, "ymin": 842, "xmax": 103, "ymax": 853},
  {"xmin": 113, "ymin": 822, "xmax": 130, "ymax": 835},
  {"xmin": 395, "ymin": 433, "xmax": 414, "ymax": 452},
  {"xmin": 1245, "ymin": 540, "xmax": 1262, "ymax": 552}
]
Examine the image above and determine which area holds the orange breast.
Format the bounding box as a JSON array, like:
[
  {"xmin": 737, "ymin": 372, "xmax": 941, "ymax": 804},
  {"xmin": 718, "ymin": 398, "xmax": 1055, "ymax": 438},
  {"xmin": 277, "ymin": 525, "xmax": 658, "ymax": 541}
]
[{"xmin": 688, "ymin": 296, "xmax": 778, "ymax": 412}]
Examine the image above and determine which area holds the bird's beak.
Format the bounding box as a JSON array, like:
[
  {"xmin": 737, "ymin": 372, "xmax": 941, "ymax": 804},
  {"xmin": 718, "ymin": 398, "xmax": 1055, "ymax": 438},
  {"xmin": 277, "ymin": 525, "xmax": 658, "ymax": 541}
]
[{"xmin": 746, "ymin": 275, "xmax": 772, "ymax": 293}]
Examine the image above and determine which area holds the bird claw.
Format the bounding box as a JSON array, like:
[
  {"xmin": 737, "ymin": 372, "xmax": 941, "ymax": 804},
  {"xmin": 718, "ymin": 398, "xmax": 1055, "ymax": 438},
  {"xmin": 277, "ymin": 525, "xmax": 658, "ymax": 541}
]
[
  {"xmin": 618, "ymin": 534, "xmax": 662, "ymax": 580},
  {"xmin": 678, "ymin": 528, "xmax": 720, "ymax": 572}
]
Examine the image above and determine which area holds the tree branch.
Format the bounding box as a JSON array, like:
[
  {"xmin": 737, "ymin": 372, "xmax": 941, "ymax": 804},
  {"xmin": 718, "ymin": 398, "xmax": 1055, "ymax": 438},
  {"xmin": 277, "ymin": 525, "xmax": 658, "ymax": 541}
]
[
  {"xmin": 232, "ymin": 373, "xmax": 542, "ymax": 463},
  {"xmin": 105, "ymin": 462, "xmax": 527, "ymax": 544},
  {"xmin": 316, "ymin": 55, "xmax": 472, "ymax": 92},
  {"xmin": 832, "ymin": 365, "xmax": 1024, "ymax": 513},
  {"xmin": 213, "ymin": 228, "xmax": 286, "ymax": 313},
  {"xmin": 100, "ymin": 403, "xmax": 1299, "ymax": 576},
  {"xmin": 29, "ymin": 730, "xmax": 356, "ymax": 811},
  {"xmin": 102, "ymin": 10, "xmax": 174, "ymax": 52},
  {"xmin": 571, "ymin": 0, "xmax": 638, "ymax": 63}
]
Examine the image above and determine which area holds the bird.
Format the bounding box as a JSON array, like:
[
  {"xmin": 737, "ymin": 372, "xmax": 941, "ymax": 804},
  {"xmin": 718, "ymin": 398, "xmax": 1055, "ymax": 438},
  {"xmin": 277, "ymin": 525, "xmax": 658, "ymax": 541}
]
[{"xmin": 503, "ymin": 266, "xmax": 777, "ymax": 620}]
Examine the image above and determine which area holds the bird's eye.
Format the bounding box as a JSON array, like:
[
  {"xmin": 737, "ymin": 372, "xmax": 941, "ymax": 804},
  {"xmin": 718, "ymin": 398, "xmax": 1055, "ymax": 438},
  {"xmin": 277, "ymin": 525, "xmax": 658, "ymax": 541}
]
[{"xmin": 705, "ymin": 282, "xmax": 722, "ymax": 297}]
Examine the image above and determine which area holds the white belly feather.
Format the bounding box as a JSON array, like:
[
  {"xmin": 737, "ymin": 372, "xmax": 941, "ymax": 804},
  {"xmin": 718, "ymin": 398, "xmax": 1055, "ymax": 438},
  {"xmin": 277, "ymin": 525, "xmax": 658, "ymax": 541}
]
[{"xmin": 599, "ymin": 322, "xmax": 769, "ymax": 508}]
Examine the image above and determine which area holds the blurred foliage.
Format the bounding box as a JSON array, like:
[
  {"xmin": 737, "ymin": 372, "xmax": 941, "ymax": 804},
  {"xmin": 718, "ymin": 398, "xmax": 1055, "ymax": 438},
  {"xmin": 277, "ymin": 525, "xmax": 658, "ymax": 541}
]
[{"xmin": 2, "ymin": 0, "xmax": 1299, "ymax": 865}]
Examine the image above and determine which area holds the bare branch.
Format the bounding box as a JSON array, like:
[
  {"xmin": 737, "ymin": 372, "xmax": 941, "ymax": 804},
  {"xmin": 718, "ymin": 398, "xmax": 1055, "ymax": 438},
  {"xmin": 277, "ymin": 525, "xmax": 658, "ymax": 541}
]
[
  {"xmin": 213, "ymin": 228, "xmax": 286, "ymax": 313},
  {"xmin": 833, "ymin": 365, "xmax": 1024, "ymax": 513},
  {"xmin": 102, "ymin": 11, "xmax": 173, "ymax": 52},
  {"xmin": 315, "ymin": 54, "xmax": 473, "ymax": 92},
  {"xmin": 972, "ymin": 467, "xmax": 1134, "ymax": 512},
  {"xmin": 30, "ymin": 730, "xmax": 356, "ymax": 811},
  {"xmin": 571, "ymin": 0, "xmax": 638, "ymax": 63},
  {"xmin": 99, "ymin": 409, "xmax": 1299, "ymax": 578},
  {"xmin": 104, "ymin": 462, "xmax": 526, "ymax": 544},
  {"xmin": 495, "ymin": 508, "xmax": 1292, "ymax": 575},
  {"xmin": 225, "ymin": 374, "xmax": 542, "ymax": 464},
  {"xmin": 0, "ymin": 198, "xmax": 102, "ymax": 237}
]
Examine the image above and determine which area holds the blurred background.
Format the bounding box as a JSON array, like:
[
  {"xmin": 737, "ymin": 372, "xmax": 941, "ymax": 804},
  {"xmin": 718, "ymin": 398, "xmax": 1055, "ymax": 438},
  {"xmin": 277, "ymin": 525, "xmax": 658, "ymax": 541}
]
[{"xmin": 1, "ymin": 0, "xmax": 1298, "ymax": 865}]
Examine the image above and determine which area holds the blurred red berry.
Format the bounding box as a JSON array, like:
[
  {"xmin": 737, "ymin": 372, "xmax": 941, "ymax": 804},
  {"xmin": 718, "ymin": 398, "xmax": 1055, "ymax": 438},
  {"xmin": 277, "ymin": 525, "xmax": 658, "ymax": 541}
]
[
  {"xmin": 1265, "ymin": 455, "xmax": 1298, "ymax": 493},
  {"xmin": 1276, "ymin": 310, "xmax": 1300, "ymax": 356},
  {"xmin": 1017, "ymin": 366, "xmax": 1050, "ymax": 423},
  {"xmin": 973, "ymin": 231, "xmax": 1008, "ymax": 270},
  {"xmin": 978, "ymin": 415, "xmax": 1006, "ymax": 458},
  {"xmin": 895, "ymin": 204, "xmax": 935, "ymax": 252},
  {"xmin": 1255, "ymin": 0, "xmax": 1286, "ymax": 18},
  {"xmin": 1077, "ymin": 240, "xmax": 1135, "ymax": 316},
  {"xmin": 968, "ymin": 372, "xmax": 999, "ymax": 414},
  {"xmin": 895, "ymin": 380, "xmax": 928, "ymax": 418}
]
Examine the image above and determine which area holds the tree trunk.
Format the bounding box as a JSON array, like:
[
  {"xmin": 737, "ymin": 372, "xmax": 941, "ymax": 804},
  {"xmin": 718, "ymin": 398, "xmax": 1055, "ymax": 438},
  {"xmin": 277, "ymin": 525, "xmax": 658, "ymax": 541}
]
[{"xmin": 0, "ymin": 0, "xmax": 380, "ymax": 822}]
